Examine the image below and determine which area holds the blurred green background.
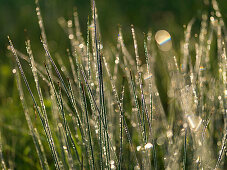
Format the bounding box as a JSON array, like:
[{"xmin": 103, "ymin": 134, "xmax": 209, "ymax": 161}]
[
  {"xmin": 0, "ymin": 0, "xmax": 225, "ymax": 104},
  {"xmin": 0, "ymin": 0, "xmax": 227, "ymax": 168}
]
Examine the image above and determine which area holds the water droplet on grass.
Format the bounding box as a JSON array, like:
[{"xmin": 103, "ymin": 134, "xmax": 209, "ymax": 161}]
[
  {"xmin": 144, "ymin": 143, "xmax": 153, "ymax": 150},
  {"xmin": 12, "ymin": 69, "xmax": 16, "ymax": 74},
  {"xmin": 137, "ymin": 146, "xmax": 142, "ymax": 151},
  {"xmin": 166, "ymin": 130, "xmax": 173, "ymax": 138}
]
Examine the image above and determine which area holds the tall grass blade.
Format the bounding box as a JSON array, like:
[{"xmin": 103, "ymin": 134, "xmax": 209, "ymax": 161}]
[
  {"xmin": 8, "ymin": 37, "xmax": 61, "ymax": 170},
  {"xmin": 15, "ymin": 67, "xmax": 49, "ymax": 170}
]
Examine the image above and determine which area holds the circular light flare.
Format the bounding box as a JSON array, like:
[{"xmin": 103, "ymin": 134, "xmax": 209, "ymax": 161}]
[{"xmin": 155, "ymin": 30, "xmax": 172, "ymax": 51}]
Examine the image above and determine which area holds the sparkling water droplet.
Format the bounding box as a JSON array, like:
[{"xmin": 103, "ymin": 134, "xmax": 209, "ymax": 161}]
[
  {"xmin": 69, "ymin": 34, "xmax": 74, "ymax": 39},
  {"xmin": 12, "ymin": 69, "xmax": 16, "ymax": 74},
  {"xmin": 144, "ymin": 143, "xmax": 153, "ymax": 150},
  {"xmin": 79, "ymin": 44, "xmax": 84, "ymax": 49},
  {"xmin": 137, "ymin": 146, "xmax": 142, "ymax": 151},
  {"xmin": 134, "ymin": 166, "xmax": 140, "ymax": 170},
  {"xmin": 166, "ymin": 130, "xmax": 173, "ymax": 138},
  {"xmin": 67, "ymin": 20, "xmax": 72, "ymax": 27},
  {"xmin": 218, "ymin": 96, "xmax": 222, "ymax": 100}
]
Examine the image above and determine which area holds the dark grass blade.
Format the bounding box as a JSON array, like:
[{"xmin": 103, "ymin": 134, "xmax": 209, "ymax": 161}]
[
  {"xmin": 81, "ymin": 82, "xmax": 95, "ymax": 169},
  {"xmin": 41, "ymin": 39, "xmax": 85, "ymax": 140},
  {"xmin": 44, "ymin": 63, "xmax": 81, "ymax": 166},
  {"xmin": 15, "ymin": 67, "xmax": 49, "ymax": 170},
  {"xmin": 8, "ymin": 37, "xmax": 61, "ymax": 170}
]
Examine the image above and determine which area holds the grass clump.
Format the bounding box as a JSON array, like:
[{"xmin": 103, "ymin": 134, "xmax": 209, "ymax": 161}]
[{"xmin": 1, "ymin": 0, "xmax": 226, "ymax": 169}]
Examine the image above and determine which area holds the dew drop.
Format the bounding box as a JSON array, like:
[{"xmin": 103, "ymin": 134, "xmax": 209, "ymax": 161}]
[
  {"xmin": 12, "ymin": 69, "xmax": 16, "ymax": 74},
  {"xmin": 58, "ymin": 123, "xmax": 63, "ymax": 128},
  {"xmin": 218, "ymin": 96, "xmax": 222, "ymax": 100},
  {"xmin": 155, "ymin": 92, "xmax": 159, "ymax": 96},
  {"xmin": 144, "ymin": 143, "xmax": 153, "ymax": 150},
  {"xmin": 79, "ymin": 44, "xmax": 84, "ymax": 49},
  {"xmin": 67, "ymin": 20, "xmax": 72, "ymax": 27},
  {"xmin": 137, "ymin": 146, "xmax": 142, "ymax": 151},
  {"xmin": 115, "ymin": 59, "xmax": 119, "ymax": 64},
  {"xmin": 69, "ymin": 34, "xmax": 74, "ymax": 40},
  {"xmin": 166, "ymin": 130, "xmax": 173, "ymax": 138}
]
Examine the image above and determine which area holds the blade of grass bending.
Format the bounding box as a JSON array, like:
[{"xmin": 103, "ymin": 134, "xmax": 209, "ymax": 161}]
[
  {"xmin": 25, "ymin": 38, "xmax": 49, "ymax": 130},
  {"xmin": 15, "ymin": 67, "xmax": 49, "ymax": 170},
  {"xmin": 8, "ymin": 37, "xmax": 61, "ymax": 170},
  {"xmin": 81, "ymin": 82, "xmax": 95, "ymax": 169},
  {"xmin": 0, "ymin": 131, "xmax": 7, "ymax": 170},
  {"xmin": 44, "ymin": 63, "xmax": 81, "ymax": 166},
  {"xmin": 7, "ymin": 48, "xmax": 55, "ymax": 85},
  {"xmin": 25, "ymin": 38, "xmax": 63, "ymax": 169},
  {"xmin": 41, "ymin": 39, "xmax": 85, "ymax": 140}
]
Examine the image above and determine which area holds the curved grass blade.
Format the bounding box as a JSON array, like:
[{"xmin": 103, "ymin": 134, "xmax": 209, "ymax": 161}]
[
  {"xmin": 8, "ymin": 37, "xmax": 61, "ymax": 170},
  {"xmin": 15, "ymin": 67, "xmax": 49, "ymax": 170}
]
